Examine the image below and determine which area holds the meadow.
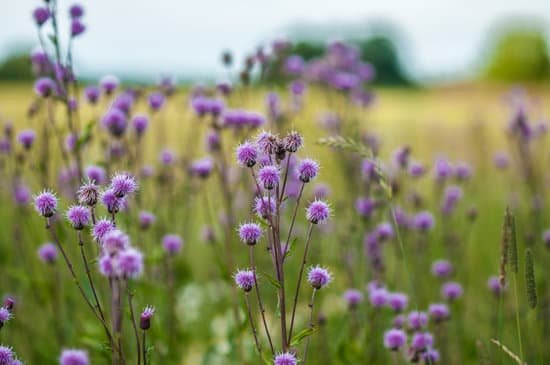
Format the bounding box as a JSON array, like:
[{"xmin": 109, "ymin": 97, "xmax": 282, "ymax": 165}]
[{"xmin": 0, "ymin": 3, "xmax": 550, "ymax": 365}]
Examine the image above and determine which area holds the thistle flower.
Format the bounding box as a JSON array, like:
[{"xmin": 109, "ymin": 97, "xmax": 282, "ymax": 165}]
[
  {"xmin": 38, "ymin": 243, "xmax": 57, "ymax": 264},
  {"xmin": 258, "ymin": 165, "xmax": 280, "ymax": 190},
  {"xmin": 236, "ymin": 141, "xmax": 258, "ymax": 167},
  {"xmin": 85, "ymin": 165, "xmax": 106, "ymax": 185},
  {"xmin": 190, "ymin": 158, "xmax": 214, "ymax": 179},
  {"xmin": 376, "ymin": 222, "xmax": 394, "ymax": 241},
  {"xmin": 434, "ymin": 158, "xmax": 453, "ymax": 181},
  {"xmin": 455, "ymin": 162, "xmax": 472, "ymax": 180},
  {"xmin": 413, "ymin": 211, "xmax": 435, "ymax": 231},
  {"xmin": 234, "ymin": 269, "xmax": 256, "ymax": 292},
  {"xmin": 34, "ymin": 77, "xmax": 56, "ymax": 97},
  {"xmin": 116, "ymin": 248, "xmax": 144, "ymax": 278},
  {"xmin": 70, "ymin": 19, "xmax": 86, "ymax": 37},
  {"xmin": 283, "ymin": 131, "xmax": 303, "ymax": 152},
  {"xmin": 0, "ymin": 307, "xmax": 11, "ymax": 326},
  {"xmin": 411, "ymin": 332, "xmax": 434, "ymax": 351},
  {"xmin": 205, "ymin": 130, "xmax": 221, "ymax": 152},
  {"xmin": 12, "ymin": 184, "xmax": 31, "ymax": 206},
  {"xmin": 100, "ymin": 75, "xmax": 119, "ymax": 94},
  {"xmin": 132, "ymin": 115, "xmax": 149, "ymax": 136},
  {"xmin": 0, "ymin": 346, "xmax": 14, "ymax": 365},
  {"xmin": 487, "ymin": 276, "xmax": 505, "ymax": 296},
  {"xmin": 100, "ymin": 189, "xmax": 125, "ymax": 214},
  {"xmin": 493, "ymin": 152, "xmax": 509, "ymax": 170},
  {"xmin": 3, "ymin": 298, "xmax": 15, "ymax": 312},
  {"xmin": 431, "ymin": 260, "xmax": 453, "ymax": 278},
  {"xmin": 33, "ymin": 7, "xmax": 50, "ymax": 26},
  {"xmin": 343, "ymin": 289, "xmax": 363, "ymax": 309},
  {"xmin": 256, "ymin": 131, "xmax": 279, "ymax": 155},
  {"xmin": 393, "ymin": 146, "xmax": 410, "ymax": 169},
  {"xmin": 274, "ymin": 352, "xmax": 298, "ymax": 365},
  {"xmin": 369, "ymin": 287, "xmax": 388, "ymax": 308},
  {"xmin": 17, "ymin": 130, "xmax": 35, "ymax": 150},
  {"xmin": 297, "ymin": 158, "xmax": 319, "ymax": 183},
  {"xmin": 66, "ymin": 205, "xmax": 91, "ymax": 230},
  {"xmin": 238, "ymin": 223, "xmax": 262, "ymax": 245},
  {"xmin": 422, "ymin": 349, "xmax": 441, "ymax": 363},
  {"xmin": 92, "ymin": 218, "xmax": 115, "ymax": 242},
  {"xmin": 139, "ymin": 211, "xmax": 155, "ymax": 230},
  {"xmin": 355, "ymin": 197, "xmax": 375, "ymax": 217},
  {"xmin": 110, "ymin": 173, "xmax": 138, "ymax": 198},
  {"xmin": 428, "ymin": 303, "xmax": 450, "ymax": 323},
  {"xmin": 387, "ymin": 292, "xmax": 408, "ymax": 313},
  {"xmin": 77, "ymin": 181, "xmax": 99, "ymax": 206},
  {"xmin": 98, "ymin": 255, "xmax": 115, "ymax": 277},
  {"xmin": 408, "ymin": 161, "xmax": 426, "ymax": 178},
  {"xmin": 383, "ymin": 329, "xmax": 407, "ymax": 351},
  {"xmin": 148, "ymin": 92, "xmax": 165, "ymax": 111},
  {"xmin": 307, "ymin": 266, "xmax": 332, "ymax": 289},
  {"xmin": 140, "ymin": 306, "xmax": 155, "ymax": 330},
  {"xmin": 162, "ymin": 234, "xmax": 183, "ymax": 255},
  {"xmin": 69, "ymin": 4, "xmax": 84, "ymax": 19},
  {"xmin": 59, "ymin": 349, "xmax": 89, "ymax": 365},
  {"xmin": 83, "ymin": 86, "xmax": 100, "ymax": 104},
  {"xmin": 33, "ymin": 190, "xmax": 58, "ymax": 217},
  {"xmin": 407, "ymin": 311, "xmax": 428, "ymax": 330},
  {"xmin": 254, "ymin": 195, "xmax": 276, "ymax": 220},
  {"xmin": 101, "ymin": 109, "xmax": 127, "ymax": 137},
  {"xmin": 441, "ymin": 282, "xmax": 463, "ymax": 301},
  {"xmin": 101, "ymin": 229, "xmax": 129, "ymax": 255},
  {"xmin": 393, "ymin": 314, "xmax": 405, "ymax": 329},
  {"xmin": 306, "ymin": 200, "xmax": 330, "ymax": 224}
]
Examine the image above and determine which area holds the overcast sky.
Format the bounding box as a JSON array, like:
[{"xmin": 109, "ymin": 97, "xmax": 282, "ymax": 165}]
[{"xmin": 1, "ymin": 0, "xmax": 549, "ymax": 81}]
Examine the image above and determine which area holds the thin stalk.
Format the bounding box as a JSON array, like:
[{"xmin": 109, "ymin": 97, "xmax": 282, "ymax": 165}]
[
  {"xmin": 249, "ymin": 246, "xmax": 274, "ymax": 355},
  {"xmin": 287, "ymin": 223, "xmax": 314, "ymax": 343},
  {"xmin": 303, "ymin": 289, "xmax": 317, "ymax": 364},
  {"xmin": 282, "ymin": 183, "xmax": 305, "ymax": 260},
  {"xmin": 512, "ymin": 274, "xmax": 524, "ymax": 362},
  {"xmin": 244, "ymin": 292, "xmax": 262, "ymax": 355},
  {"xmin": 127, "ymin": 289, "xmax": 142, "ymax": 365},
  {"xmin": 142, "ymin": 331, "xmax": 148, "ymax": 365}
]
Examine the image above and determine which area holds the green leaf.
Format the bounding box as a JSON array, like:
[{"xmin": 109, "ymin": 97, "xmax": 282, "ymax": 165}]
[
  {"xmin": 260, "ymin": 272, "xmax": 281, "ymax": 289},
  {"xmin": 289, "ymin": 326, "xmax": 317, "ymax": 347},
  {"xmin": 76, "ymin": 120, "xmax": 95, "ymax": 150}
]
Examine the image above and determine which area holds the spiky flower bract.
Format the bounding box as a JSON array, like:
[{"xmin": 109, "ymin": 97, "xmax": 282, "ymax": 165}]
[
  {"xmin": 306, "ymin": 200, "xmax": 330, "ymax": 224},
  {"xmin": 234, "ymin": 269, "xmax": 256, "ymax": 292},
  {"xmin": 307, "ymin": 266, "xmax": 332, "ymax": 289},
  {"xmin": 33, "ymin": 190, "xmax": 57, "ymax": 217}
]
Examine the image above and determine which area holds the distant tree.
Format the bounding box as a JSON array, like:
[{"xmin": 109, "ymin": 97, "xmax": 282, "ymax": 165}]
[
  {"xmin": 355, "ymin": 36, "xmax": 410, "ymax": 86},
  {"xmin": 290, "ymin": 41, "xmax": 324, "ymax": 61},
  {"xmin": 0, "ymin": 54, "xmax": 33, "ymax": 81},
  {"xmin": 485, "ymin": 28, "xmax": 549, "ymax": 82}
]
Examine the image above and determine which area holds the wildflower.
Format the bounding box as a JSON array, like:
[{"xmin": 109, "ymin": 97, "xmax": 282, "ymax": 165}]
[
  {"xmin": 0, "ymin": 307, "xmax": 11, "ymax": 327},
  {"xmin": 190, "ymin": 158, "xmax": 214, "ymax": 179},
  {"xmin": 407, "ymin": 311, "xmax": 428, "ymax": 330},
  {"xmin": 297, "ymin": 158, "xmax": 319, "ymax": 183},
  {"xmin": 85, "ymin": 165, "xmax": 106, "ymax": 185},
  {"xmin": 434, "ymin": 158, "xmax": 453, "ymax": 181},
  {"xmin": 12, "ymin": 184, "xmax": 31, "ymax": 206},
  {"xmin": 283, "ymin": 131, "xmax": 303, "ymax": 152},
  {"xmin": 132, "ymin": 115, "xmax": 149, "ymax": 136},
  {"xmin": 101, "ymin": 109, "xmax": 127, "ymax": 137},
  {"xmin": 205, "ymin": 130, "xmax": 221, "ymax": 152},
  {"xmin": 159, "ymin": 149, "xmax": 175, "ymax": 165},
  {"xmin": 306, "ymin": 200, "xmax": 330, "ymax": 224},
  {"xmin": 110, "ymin": 173, "xmax": 138, "ymax": 198},
  {"xmin": 393, "ymin": 315, "xmax": 405, "ymax": 329},
  {"xmin": 0, "ymin": 346, "xmax": 14, "ymax": 365},
  {"xmin": 38, "ymin": 243, "xmax": 57, "ymax": 264},
  {"xmin": 148, "ymin": 92, "xmax": 165, "ymax": 111},
  {"xmin": 83, "ymin": 86, "xmax": 100, "ymax": 104},
  {"xmin": 34, "ymin": 77, "xmax": 56, "ymax": 97},
  {"xmin": 140, "ymin": 306, "xmax": 155, "ymax": 330},
  {"xmin": 70, "ymin": 19, "xmax": 86, "ymax": 37},
  {"xmin": 422, "ymin": 349, "xmax": 440, "ymax": 363},
  {"xmin": 254, "ymin": 195, "xmax": 276, "ymax": 220},
  {"xmin": 17, "ymin": 130, "xmax": 35, "ymax": 150},
  {"xmin": 487, "ymin": 276, "xmax": 505, "ymax": 296},
  {"xmin": 163, "ymin": 234, "xmax": 183, "ymax": 255},
  {"xmin": 236, "ymin": 141, "xmax": 258, "ymax": 167},
  {"xmin": 100, "ymin": 75, "xmax": 119, "ymax": 94},
  {"xmin": 408, "ymin": 161, "xmax": 426, "ymax": 178},
  {"xmin": 258, "ymin": 165, "xmax": 280, "ymax": 190},
  {"xmin": 307, "ymin": 266, "xmax": 332, "ymax": 289},
  {"xmin": 77, "ymin": 181, "xmax": 100, "ymax": 206},
  {"xmin": 234, "ymin": 269, "xmax": 256, "ymax": 292},
  {"xmin": 387, "ymin": 292, "xmax": 408, "ymax": 313},
  {"xmin": 238, "ymin": 223, "xmax": 262, "ymax": 245},
  {"xmin": 100, "ymin": 189, "xmax": 125, "ymax": 214},
  {"xmin": 431, "ymin": 260, "xmax": 453, "ymax": 278},
  {"xmin": 383, "ymin": 329, "xmax": 407, "ymax": 351},
  {"xmin": 376, "ymin": 222, "xmax": 394, "ymax": 241},
  {"xmin": 59, "ymin": 349, "xmax": 89, "ymax": 365},
  {"xmin": 355, "ymin": 197, "xmax": 375, "ymax": 217},
  {"xmin": 343, "ymin": 289, "xmax": 363, "ymax": 309},
  {"xmin": 92, "ymin": 219, "xmax": 115, "ymax": 242},
  {"xmin": 33, "ymin": 190, "xmax": 58, "ymax": 217},
  {"xmin": 411, "ymin": 332, "xmax": 434, "ymax": 351},
  {"xmin": 139, "ymin": 211, "xmax": 155, "ymax": 230},
  {"xmin": 369, "ymin": 288, "xmax": 388, "ymax": 308},
  {"xmin": 428, "ymin": 303, "xmax": 450, "ymax": 323},
  {"xmin": 441, "ymin": 282, "xmax": 463, "ymax": 301},
  {"xmin": 256, "ymin": 131, "xmax": 279, "ymax": 155},
  {"xmin": 116, "ymin": 248, "xmax": 144, "ymax": 278},
  {"xmin": 102, "ymin": 229, "xmax": 130, "ymax": 255},
  {"xmin": 33, "ymin": 7, "xmax": 50, "ymax": 26},
  {"xmin": 69, "ymin": 4, "xmax": 84, "ymax": 19},
  {"xmin": 274, "ymin": 352, "xmax": 298, "ymax": 365},
  {"xmin": 413, "ymin": 211, "xmax": 435, "ymax": 231}
]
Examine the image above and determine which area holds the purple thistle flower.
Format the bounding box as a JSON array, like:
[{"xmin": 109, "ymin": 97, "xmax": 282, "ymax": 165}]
[
  {"xmin": 441, "ymin": 282, "xmax": 463, "ymax": 301},
  {"xmin": 411, "ymin": 332, "xmax": 434, "ymax": 351},
  {"xmin": 100, "ymin": 75, "xmax": 119, "ymax": 94},
  {"xmin": 69, "ymin": 4, "xmax": 84, "ymax": 19},
  {"xmin": 434, "ymin": 158, "xmax": 453, "ymax": 182},
  {"xmin": 408, "ymin": 161, "xmax": 426, "ymax": 178},
  {"xmin": 33, "ymin": 6, "xmax": 50, "ymax": 26},
  {"xmin": 205, "ymin": 130, "xmax": 221, "ymax": 152},
  {"xmin": 0, "ymin": 307, "xmax": 12, "ymax": 325},
  {"xmin": 3, "ymin": 298, "xmax": 15, "ymax": 312},
  {"xmin": 488, "ymin": 276, "xmax": 505, "ymax": 296},
  {"xmin": 70, "ymin": 19, "xmax": 86, "ymax": 37},
  {"xmin": 160, "ymin": 149, "xmax": 175, "ymax": 166},
  {"xmin": 307, "ymin": 266, "xmax": 332, "ymax": 289},
  {"xmin": 369, "ymin": 287, "xmax": 389, "ymax": 308},
  {"xmin": 66, "ymin": 205, "xmax": 91, "ymax": 230},
  {"xmin": 234, "ymin": 269, "xmax": 256, "ymax": 292},
  {"xmin": 148, "ymin": 92, "xmax": 165, "ymax": 111},
  {"xmin": 256, "ymin": 131, "xmax": 279, "ymax": 155},
  {"xmin": 13, "ymin": 183, "xmax": 31, "ymax": 206},
  {"xmin": 355, "ymin": 197, "xmax": 375, "ymax": 217},
  {"xmin": 387, "ymin": 292, "xmax": 408, "ymax": 313},
  {"xmin": 0, "ymin": 346, "xmax": 14, "ymax": 364},
  {"xmin": 85, "ymin": 165, "xmax": 106, "ymax": 185},
  {"xmin": 17, "ymin": 130, "xmax": 36, "ymax": 150},
  {"xmin": 408, "ymin": 311, "xmax": 428, "ymax": 330},
  {"xmin": 383, "ymin": 329, "xmax": 407, "ymax": 351},
  {"xmin": 98, "ymin": 254, "xmax": 115, "ymax": 277},
  {"xmin": 343, "ymin": 289, "xmax": 363, "ymax": 309},
  {"xmin": 34, "ymin": 77, "xmax": 56, "ymax": 97},
  {"xmin": 413, "ymin": 211, "xmax": 435, "ymax": 231},
  {"xmin": 38, "ymin": 243, "xmax": 58, "ymax": 264},
  {"xmin": 132, "ymin": 115, "xmax": 149, "ymax": 136},
  {"xmin": 238, "ymin": 222, "xmax": 262, "ymax": 245},
  {"xmin": 100, "ymin": 189, "xmax": 125, "ymax": 214},
  {"xmin": 393, "ymin": 146, "xmax": 410, "ymax": 169},
  {"xmin": 116, "ymin": 247, "xmax": 144, "ymax": 278},
  {"xmin": 258, "ymin": 165, "xmax": 280, "ymax": 190},
  {"xmin": 236, "ymin": 141, "xmax": 258, "ymax": 167},
  {"xmin": 83, "ymin": 86, "xmax": 100, "ymax": 104},
  {"xmin": 92, "ymin": 218, "xmax": 115, "ymax": 242},
  {"xmin": 139, "ymin": 211, "xmax": 155, "ymax": 230},
  {"xmin": 428, "ymin": 303, "xmax": 450, "ymax": 323},
  {"xmin": 140, "ymin": 306, "xmax": 155, "ymax": 330},
  {"xmin": 284, "ymin": 55, "xmax": 305, "ymax": 75},
  {"xmin": 455, "ymin": 162, "xmax": 472, "ymax": 180},
  {"xmin": 493, "ymin": 151, "xmax": 509, "ymax": 170},
  {"xmin": 33, "ymin": 190, "xmax": 58, "ymax": 218},
  {"xmin": 274, "ymin": 352, "xmax": 298, "ymax": 365},
  {"xmin": 431, "ymin": 259, "xmax": 453, "ymax": 278},
  {"xmin": 101, "ymin": 109, "xmax": 127, "ymax": 137},
  {"xmin": 110, "ymin": 173, "xmax": 138, "ymax": 198},
  {"xmin": 283, "ymin": 131, "xmax": 303, "ymax": 153},
  {"xmin": 423, "ymin": 349, "xmax": 441, "ymax": 363},
  {"xmin": 542, "ymin": 229, "xmax": 550, "ymax": 247},
  {"xmin": 59, "ymin": 349, "xmax": 89, "ymax": 365},
  {"xmin": 101, "ymin": 229, "xmax": 129, "ymax": 255},
  {"xmin": 376, "ymin": 222, "xmax": 394, "ymax": 241},
  {"xmin": 306, "ymin": 200, "xmax": 330, "ymax": 224},
  {"xmin": 77, "ymin": 181, "xmax": 99, "ymax": 207},
  {"xmin": 393, "ymin": 314, "xmax": 405, "ymax": 329},
  {"xmin": 162, "ymin": 234, "xmax": 183, "ymax": 255},
  {"xmin": 190, "ymin": 158, "xmax": 214, "ymax": 179},
  {"xmin": 254, "ymin": 195, "xmax": 276, "ymax": 220},
  {"xmin": 297, "ymin": 158, "xmax": 319, "ymax": 183}
]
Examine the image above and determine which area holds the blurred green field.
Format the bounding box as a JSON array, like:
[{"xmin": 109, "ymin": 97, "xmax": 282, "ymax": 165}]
[{"xmin": 0, "ymin": 82, "xmax": 550, "ymax": 364}]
